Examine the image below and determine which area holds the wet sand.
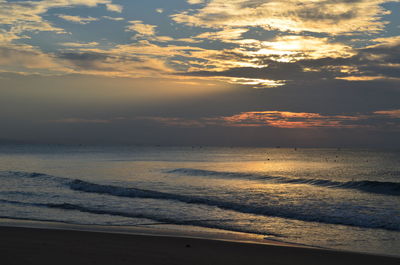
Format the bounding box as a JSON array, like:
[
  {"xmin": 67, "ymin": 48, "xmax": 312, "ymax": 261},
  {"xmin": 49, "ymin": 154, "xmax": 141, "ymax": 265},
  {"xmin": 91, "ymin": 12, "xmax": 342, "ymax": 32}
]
[{"xmin": 1, "ymin": 226, "xmax": 399, "ymax": 265}]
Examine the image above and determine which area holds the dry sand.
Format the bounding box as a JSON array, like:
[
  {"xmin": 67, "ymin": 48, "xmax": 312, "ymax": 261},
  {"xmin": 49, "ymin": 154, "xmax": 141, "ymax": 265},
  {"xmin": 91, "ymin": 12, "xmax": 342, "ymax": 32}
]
[{"xmin": 1, "ymin": 226, "xmax": 399, "ymax": 265}]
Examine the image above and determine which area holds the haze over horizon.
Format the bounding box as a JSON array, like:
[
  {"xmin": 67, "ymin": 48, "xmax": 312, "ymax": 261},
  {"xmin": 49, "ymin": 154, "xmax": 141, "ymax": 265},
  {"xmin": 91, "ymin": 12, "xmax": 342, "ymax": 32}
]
[{"xmin": 0, "ymin": 0, "xmax": 399, "ymax": 147}]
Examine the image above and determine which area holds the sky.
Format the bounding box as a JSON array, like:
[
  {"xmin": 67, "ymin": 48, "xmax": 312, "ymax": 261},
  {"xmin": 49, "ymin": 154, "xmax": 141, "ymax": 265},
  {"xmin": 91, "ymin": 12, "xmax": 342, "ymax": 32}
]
[{"xmin": 0, "ymin": 0, "xmax": 399, "ymax": 147}]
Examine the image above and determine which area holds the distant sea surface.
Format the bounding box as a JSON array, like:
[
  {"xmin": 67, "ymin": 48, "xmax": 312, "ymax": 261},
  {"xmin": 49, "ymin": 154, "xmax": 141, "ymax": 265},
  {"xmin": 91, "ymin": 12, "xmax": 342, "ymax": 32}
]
[{"xmin": 0, "ymin": 145, "xmax": 399, "ymax": 256}]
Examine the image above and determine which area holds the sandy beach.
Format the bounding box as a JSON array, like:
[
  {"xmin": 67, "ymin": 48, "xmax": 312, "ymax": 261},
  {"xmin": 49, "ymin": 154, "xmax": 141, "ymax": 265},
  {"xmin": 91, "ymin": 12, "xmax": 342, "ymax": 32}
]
[{"xmin": 1, "ymin": 226, "xmax": 399, "ymax": 265}]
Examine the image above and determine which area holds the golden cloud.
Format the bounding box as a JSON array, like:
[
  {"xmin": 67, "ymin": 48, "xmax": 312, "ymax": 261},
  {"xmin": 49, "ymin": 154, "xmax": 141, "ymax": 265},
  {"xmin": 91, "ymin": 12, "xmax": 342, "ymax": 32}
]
[
  {"xmin": 250, "ymin": 35, "xmax": 355, "ymax": 62},
  {"xmin": 58, "ymin": 15, "xmax": 99, "ymax": 24},
  {"xmin": 172, "ymin": 0, "xmax": 393, "ymax": 34},
  {"xmin": 0, "ymin": 0, "xmax": 397, "ymax": 87},
  {"xmin": 60, "ymin": 42, "xmax": 99, "ymax": 47},
  {"xmin": 0, "ymin": 0, "xmax": 121, "ymax": 39},
  {"xmin": 126, "ymin": 20, "xmax": 157, "ymax": 36},
  {"xmin": 0, "ymin": 44, "xmax": 72, "ymax": 73}
]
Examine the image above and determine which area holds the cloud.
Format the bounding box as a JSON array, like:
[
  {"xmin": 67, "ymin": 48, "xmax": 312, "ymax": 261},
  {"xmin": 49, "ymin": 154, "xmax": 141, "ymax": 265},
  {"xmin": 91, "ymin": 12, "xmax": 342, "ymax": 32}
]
[
  {"xmin": 60, "ymin": 42, "xmax": 99, "ymax": 47},
  {"xmin": 56, "ymin": 49, "xmax": 173, "ymax": 77},
  {"xmin": 218, "ymin": 77, "xmax": 285, "ymax": 88},
  {"xmin": 180, "ymin": 61, "xmax": 331, "ymax": 86},
  {"xmin": 0, "ymin": 44, "xmax": 71, "ymax": 73},
  {"xmin": 0, "ymin": 0, "xmax": 398, "ymax": 88},
  {"xmin": 172, "ymin": 0, "xmax": 393, "ymax": 34},
  {"xmin": 126, "ymin": 20, "xmax": 157, "ymax": 36},
  {"xmin": 179, "ymin": 32, "xmax": 400, "ymax": 85},
  {"xmin": 0, "ymin": 29, "xmax": 20, "ymax": 44},
  {"xmin": 0, "ymin": 41, "xmax": 176, "ymax": 78},
  {"xmin": 371, "ymin": 36, "xmax": 400, "ymax": 47},
  {"xmin": 58, "ymin": 15, "xmax": 99, "ymax": 24},
  {"xmin": 102, "ymin": 16, "xmax": 124, "ymax": 21},
  {"xmin": 215, "ymin": 111, "xmax": 365, "ymax": 128},
  {"xmin": 0, "ymin": 32, "xmax": 209, "ymax": 78},
  {"xmin": 0, "ymin": 0, "xmax": 130, "ymax": 76},
  {"xmin": 138, "ymin": 109, "xmax": 400, "ymax": 130},
  {"xmin": 194, "ymin": 28, "xmax": 248, "ymax": 41},
  {"xmin": 106, "ymin": 3, "xmax": 123, "ymax": 13},
  {"xmin": 336, "ymin": 76, "xmax": 392, "ymax": 81},
  {"xmin": 0, "ymin": 43, "xmax": 177, "ymax": 78},
  {"xmin": 0, "ymin": 0, "xmax": 122, "ymax": 39},
  {"xmin": 374, "ymin": 109, "xmax": 400, "ymax": 118},
  {"xmin": 168, "ymin": 34, "xmax": 358, "ymax": 84},
  {"xmin": 244, "ymin": 35, "xmax": 355, "ymax": 62},
  {"xmin": 187, "ymin": 0, "xmax": 205, "ymax": 4}
]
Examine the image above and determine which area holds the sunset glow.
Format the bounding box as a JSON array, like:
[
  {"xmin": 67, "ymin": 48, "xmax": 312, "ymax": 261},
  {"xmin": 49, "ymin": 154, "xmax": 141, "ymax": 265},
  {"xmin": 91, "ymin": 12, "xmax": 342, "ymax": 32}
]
[{"xmin": 0, "ymin": 0, "xmax": 399, "ymax": 146}]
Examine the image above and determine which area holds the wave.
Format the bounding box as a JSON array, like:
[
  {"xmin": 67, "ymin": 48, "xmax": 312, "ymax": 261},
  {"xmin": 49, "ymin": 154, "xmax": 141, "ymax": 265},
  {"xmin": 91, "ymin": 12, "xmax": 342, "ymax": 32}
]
[
  {"xmin": 0, "ymin": 199, "xmax": 281, "ymax": 237},
  {"xmin": 167, "ymin": 168, "xmax": 400, "ymax": 196},
  {"xmin": 69, "ymin": 179, "xmax": 219, "ymax": 204},
  {"xmin": 0, "ymin": 171, "xmax": 69, "ymax": 183},
  {"xmin": 2, "ymin": 171, "xmax": 399, "ymax": 231},
  {"xmin": 69, "ymin": 179, "xmax": 400, "ymax": 231},
  {"xmin": 47, "ymin": 202, "xmax": 283, "ymax": 237},
  {"xmin": 167, "ymin": 168, "xmax": 263, "ymax": 179},
  {"xmin": 0, "ymin": 171, "xmax": 46, "ymax": 178}
]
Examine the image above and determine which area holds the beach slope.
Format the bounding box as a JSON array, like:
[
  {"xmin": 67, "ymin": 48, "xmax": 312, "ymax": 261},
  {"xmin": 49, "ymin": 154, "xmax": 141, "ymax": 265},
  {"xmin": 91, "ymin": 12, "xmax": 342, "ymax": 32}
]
[{"xmin": 1, "ymin": 226, "xmax": 398, "ymax": 265}]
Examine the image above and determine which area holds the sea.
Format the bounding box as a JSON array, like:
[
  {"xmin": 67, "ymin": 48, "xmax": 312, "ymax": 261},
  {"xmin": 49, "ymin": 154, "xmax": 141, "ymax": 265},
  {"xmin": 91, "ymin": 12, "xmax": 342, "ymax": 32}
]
[{"xmin": 0, "ymin": 145, "xmax": 399, "ymax": 257}]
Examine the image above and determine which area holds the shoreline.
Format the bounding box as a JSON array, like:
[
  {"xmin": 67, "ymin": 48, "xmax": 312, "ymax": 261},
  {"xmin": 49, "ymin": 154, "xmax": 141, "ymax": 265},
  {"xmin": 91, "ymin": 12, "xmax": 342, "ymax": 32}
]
[
  {"xmin": 2, "ymin": 225, "xmax": 399, "ymax": 265},
  {"xmin": 0, "ymin": 218, "xmax": 298, "ymax": 247},
  {"xmin": 1, "ymin": 221, "xmax": 399, "ymax": 265}
]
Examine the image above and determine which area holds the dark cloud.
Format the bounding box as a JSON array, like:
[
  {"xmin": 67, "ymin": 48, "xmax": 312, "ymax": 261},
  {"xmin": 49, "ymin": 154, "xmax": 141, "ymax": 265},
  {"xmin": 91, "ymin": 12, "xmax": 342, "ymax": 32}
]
[
  {"xmin": 360, "ymin": 44, "xmax": 400, "ymax": 62},
  {"xmin": 58, "ymin": 52, "xmax": 109, "ymax": 62},
  {"xmin": 182, "ymin": 40, "xmax": 400, "ymax": 82},
  {"xmin": 291, "ymin": 8, "xmax": 357, "ymax": 22},
  {"xmin": 181, "ymin": 61, "xmax": 336, "ymax": 81},
  {"xmin": 57, "ymin": 52, "xmax": 110, "ymax": 70},
  {"xmin": 57, "ymin": 51, "xmax": 143, "ymax": 71}
]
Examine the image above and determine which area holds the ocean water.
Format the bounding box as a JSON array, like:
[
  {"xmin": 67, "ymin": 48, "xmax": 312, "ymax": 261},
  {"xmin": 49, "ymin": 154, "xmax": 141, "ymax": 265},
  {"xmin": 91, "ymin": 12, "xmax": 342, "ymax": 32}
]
[{"xmin": 0, "ymin": 145, "xmax": 399, "ymax": 256}]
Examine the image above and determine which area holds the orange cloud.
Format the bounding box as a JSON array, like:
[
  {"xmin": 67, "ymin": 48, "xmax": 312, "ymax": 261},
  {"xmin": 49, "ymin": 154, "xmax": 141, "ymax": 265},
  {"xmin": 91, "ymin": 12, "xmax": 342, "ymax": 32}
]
[
  {"xmin": 374, "ymin": 109, "xmax": 400, "ymax": 118},
  {"xmin": 219, "ymin": 111, "xmax": 365, "ymax": 128},
  {"xmin": 138, "ymin": 109, "xmax": 400, "ymax": 129}
]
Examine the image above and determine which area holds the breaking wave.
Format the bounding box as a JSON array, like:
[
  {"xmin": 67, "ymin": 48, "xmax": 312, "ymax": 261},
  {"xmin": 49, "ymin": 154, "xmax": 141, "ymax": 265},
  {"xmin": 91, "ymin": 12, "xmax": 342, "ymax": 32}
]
[
  {"xmin": 1, "ymin": 171, "xmax": 399, "ymax": 231},
  {"xmin": 69, "ymin": 179, "xmax": 400, "ymax": 231},
  {"xmin": 167, "ymin": 168, "xmax": 400, "ymax": 196},
  {"xmin": 0, "ymin": 199, "xmax": 281, "ymax": 237}
]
